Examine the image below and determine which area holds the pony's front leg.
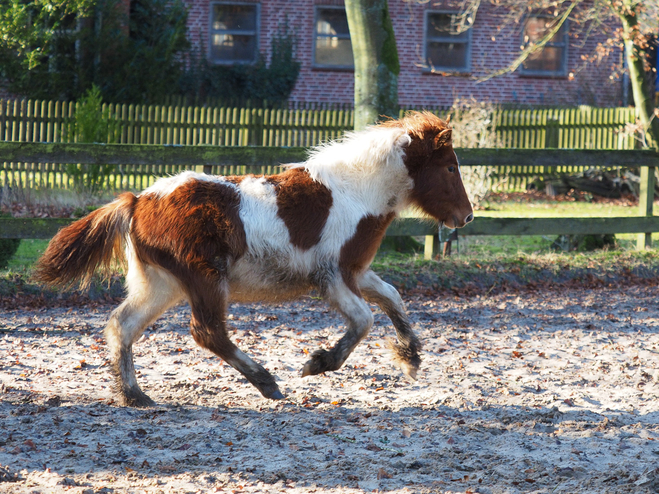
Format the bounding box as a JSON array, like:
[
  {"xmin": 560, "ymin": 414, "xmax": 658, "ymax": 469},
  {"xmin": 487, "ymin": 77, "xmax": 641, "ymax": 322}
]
[
  {"xmin": 358, "ymin": 270, "xmax": 422, "ymax": 379},
  {"xmin": 302, "ymin": 281, "xmax": 374, "ymax": 376}
]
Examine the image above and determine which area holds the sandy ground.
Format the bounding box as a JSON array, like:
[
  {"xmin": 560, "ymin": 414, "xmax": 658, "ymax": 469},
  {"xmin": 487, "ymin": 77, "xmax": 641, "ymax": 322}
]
[{"xmin": 1, "ymin": 285, "xmax": 659, "ymax": 493}]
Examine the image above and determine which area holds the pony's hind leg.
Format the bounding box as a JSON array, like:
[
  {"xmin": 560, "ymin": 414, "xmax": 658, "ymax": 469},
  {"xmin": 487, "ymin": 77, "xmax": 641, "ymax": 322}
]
[
  {"xmin": 302, "ymin": 279, "xmax": 374, "ymax": 376},
  {"xmin": 186, "ymin": 274, "xmax": 283, "ymax": 400},
  {"xmin": 105, "ymin": 263, "xmax": 183, "ymax": 407},
  {"xmin": 359, "ymin": 270, "xmax": 422, "ymax": 379}
]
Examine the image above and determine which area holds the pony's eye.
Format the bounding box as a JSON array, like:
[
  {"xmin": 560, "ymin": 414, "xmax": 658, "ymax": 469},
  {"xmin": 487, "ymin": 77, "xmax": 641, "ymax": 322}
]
[{"xmin": 448, "ymin": 166, "xmax": 456, "ymax": 173}]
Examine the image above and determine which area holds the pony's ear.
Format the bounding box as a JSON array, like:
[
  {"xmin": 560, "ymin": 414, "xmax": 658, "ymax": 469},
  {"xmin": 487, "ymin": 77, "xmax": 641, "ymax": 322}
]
[
  {"xmin": 445, "ymin": 114, "xmax": 452, "ymax": 126},
  {"xmin": 434, "ymin": 128, "xmax": 452, "ymax": 148},
  {"xmin": 395, "ymin": 133, "xmax": 412, "ymax": 149}
]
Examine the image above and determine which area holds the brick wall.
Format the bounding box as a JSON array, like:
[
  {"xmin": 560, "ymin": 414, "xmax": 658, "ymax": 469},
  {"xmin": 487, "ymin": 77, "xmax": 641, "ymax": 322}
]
[{"xmin": 182, "ymin": 0, "xmax": 624, "ymax": 107}]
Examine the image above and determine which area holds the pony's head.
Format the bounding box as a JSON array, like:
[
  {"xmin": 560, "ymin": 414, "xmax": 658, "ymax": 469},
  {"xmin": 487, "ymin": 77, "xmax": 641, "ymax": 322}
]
[{"xmin": 382, "ymin": 111, "xmax": 473, "ymax": 229}]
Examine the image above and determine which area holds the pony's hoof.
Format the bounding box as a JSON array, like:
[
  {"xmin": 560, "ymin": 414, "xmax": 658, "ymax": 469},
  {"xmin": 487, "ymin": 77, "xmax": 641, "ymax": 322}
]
[
  {"xmin": 399, "ymin": 361, "xmax": 419, "ymax": 380},
  {"xmin": 301, "ymin": 349, "xmax": 335, "ymax": 377},
  {"xmin": 119, "ymin": 391, "xmax": 156, "ymax": 408},
  {"xmin": 386, "ymin": 338, "xmax": 421, "ymax": 381},
  {"xmin": 269, "ymin": 389, "xmax": 285, "ymax": 400},
  {"xmin": 260, "ymin": 384, "xmax": 285, "ymax": 400}
]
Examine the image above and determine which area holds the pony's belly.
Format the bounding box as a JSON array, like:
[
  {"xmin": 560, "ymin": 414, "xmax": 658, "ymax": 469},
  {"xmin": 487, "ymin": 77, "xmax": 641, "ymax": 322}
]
[{"xmin": 227, "ymin": 257, "xmax": 317, "ymax": 303}]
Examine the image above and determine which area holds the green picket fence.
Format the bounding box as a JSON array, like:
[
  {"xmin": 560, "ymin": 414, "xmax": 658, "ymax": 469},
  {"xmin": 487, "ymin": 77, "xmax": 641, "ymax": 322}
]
[{"xmin": 0, "ymin": 99, "xmax": 640, "ymax": 191}]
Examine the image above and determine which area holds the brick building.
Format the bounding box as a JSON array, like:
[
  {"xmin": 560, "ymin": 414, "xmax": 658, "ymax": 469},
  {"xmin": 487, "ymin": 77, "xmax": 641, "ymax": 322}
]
[{"xmin": 183, "ymin": 0, "xmax": 624, "ymax": 107}]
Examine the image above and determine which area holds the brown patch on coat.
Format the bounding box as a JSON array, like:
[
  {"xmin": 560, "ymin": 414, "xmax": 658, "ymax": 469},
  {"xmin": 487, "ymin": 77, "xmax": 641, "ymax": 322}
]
[
  {"xmin": 267, "ymin": 167, "xmax": 333, "ymax": 250},
  {"xmin": 381, "ymin": 111, "xmax": 473, "ymax": 228},
  {"xmin": 35, "ymin": 192, "xmax": 136, "ymax": 288},
  {"xmin": 339, "ymin": 212, "xmax": 396, "ymax": 294},
  {"xmin": 132, "ymin": 179, "xmax": 247, "ymax": 284}
]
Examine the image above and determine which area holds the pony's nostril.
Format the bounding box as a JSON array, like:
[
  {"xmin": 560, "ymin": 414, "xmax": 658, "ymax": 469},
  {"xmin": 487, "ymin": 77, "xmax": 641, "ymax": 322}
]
[{"xmin": 465, "ymin": 213, "xmax": 474, "ymax": 224}]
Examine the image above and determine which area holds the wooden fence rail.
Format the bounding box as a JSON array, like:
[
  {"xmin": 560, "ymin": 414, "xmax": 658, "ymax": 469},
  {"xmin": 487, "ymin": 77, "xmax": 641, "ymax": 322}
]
[
  {"xmin": 1, "ymin": 143, "xmax": 657, "ymax": 252},
  {"xmin": 0, "ymin": 99, "xmax": 640, "ymax": 192}
]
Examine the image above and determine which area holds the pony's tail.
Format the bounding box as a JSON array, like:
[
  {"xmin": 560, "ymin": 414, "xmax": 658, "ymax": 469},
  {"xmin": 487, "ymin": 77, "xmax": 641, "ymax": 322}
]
[{"xmin": 34, "ymin": 192, "xmax": 137, "ymax": 289}]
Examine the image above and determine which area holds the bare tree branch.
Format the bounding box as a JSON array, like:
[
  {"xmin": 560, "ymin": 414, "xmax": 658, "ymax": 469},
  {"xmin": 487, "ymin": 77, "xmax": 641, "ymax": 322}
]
[{"xmin": 476, "ymin": 0, "xmax": 580, "ymax": 82}]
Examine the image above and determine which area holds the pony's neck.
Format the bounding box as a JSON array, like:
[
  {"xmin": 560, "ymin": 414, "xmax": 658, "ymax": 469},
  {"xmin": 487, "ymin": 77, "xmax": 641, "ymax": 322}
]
[{"xmin": 303, "ymin": 125, "xmax": 415, "ymax": 218}]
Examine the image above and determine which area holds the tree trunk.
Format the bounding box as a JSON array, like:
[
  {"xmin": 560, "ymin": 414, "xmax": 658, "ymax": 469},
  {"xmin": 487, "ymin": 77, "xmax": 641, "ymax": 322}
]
[
  {"xmin": 345, "ymin": 0, "xmax": 399, "ymax": 130},
  {"xmin": 617, "ymin": 1, "xmax": 659, "ymax": 151}
]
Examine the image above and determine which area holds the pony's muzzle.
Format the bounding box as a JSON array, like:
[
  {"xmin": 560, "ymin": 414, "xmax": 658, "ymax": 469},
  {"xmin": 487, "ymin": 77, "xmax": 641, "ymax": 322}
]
[{"xmin": 448, "ymin": 212, "xmax": 474, "ymax": 229}]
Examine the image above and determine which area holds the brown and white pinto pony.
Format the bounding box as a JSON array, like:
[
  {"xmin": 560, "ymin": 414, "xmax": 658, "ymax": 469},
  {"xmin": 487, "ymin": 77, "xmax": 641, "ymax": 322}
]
[{"xmin": 35, "ymin": 111, "xmax": 473, "ymax": 407}]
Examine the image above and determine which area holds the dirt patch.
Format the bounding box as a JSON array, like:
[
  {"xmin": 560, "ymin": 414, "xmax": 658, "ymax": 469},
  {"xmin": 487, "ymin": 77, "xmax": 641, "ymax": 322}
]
[{"xmin": 1, "ymin": 286, "xmax": 659, "ymax": 493}]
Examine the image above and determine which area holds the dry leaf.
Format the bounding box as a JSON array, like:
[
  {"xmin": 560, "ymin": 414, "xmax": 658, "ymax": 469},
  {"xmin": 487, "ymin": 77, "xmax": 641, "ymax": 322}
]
[{"xmin": 377, "ymin": 468, "xmax": 392, "ymax": 479}]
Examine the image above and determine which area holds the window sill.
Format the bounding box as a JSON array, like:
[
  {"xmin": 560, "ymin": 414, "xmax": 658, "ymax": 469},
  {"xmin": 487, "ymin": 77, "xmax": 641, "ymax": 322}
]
[
  {"xmin": 312, "ymin": 65, "xmax": 354, "ymax": 72},
  {"xmin": 422, "ymin": 69, "xmax": 472, "ymax": 77},
  {"xmin": 518, "ymin": 71, "xmax": 568, "ymax": 79},
  {"xmin": 209, "ymin": 59, "xmax": 258, "ymax": 66}
]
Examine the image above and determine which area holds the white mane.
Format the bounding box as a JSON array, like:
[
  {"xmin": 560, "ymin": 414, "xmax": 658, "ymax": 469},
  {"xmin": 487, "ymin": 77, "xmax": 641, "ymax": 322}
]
[{"xmin": 288, "ymin": 125, "xmax": 412, "ymax": 194}]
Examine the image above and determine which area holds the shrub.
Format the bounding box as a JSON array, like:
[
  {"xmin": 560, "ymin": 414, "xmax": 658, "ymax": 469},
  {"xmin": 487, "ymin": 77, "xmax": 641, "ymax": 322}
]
[
  {"xmin": 180, "ymin": 28, "xmax": 300, "ymax": 106},
  {"xmin": 447, "ymin": 99, "xmax": 502, "ymax": 207},
  {"xmin": 0, "ymin": 213, "xmax": 20, "ymax": 269},
  {"xmin": 0, "ymin": 0, "xmax": 189, "ymax": 104},
  {"xmin": 62, "ymin": 85, "xmax": 117, "ymax": 193}
]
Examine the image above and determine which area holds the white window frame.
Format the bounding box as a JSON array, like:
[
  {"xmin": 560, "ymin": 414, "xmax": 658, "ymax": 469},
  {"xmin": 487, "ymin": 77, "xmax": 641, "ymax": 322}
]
[
  {"xmin": 520, "ymin": 15, "xmax": 569, "ymax": 77},
  {"xmin": 423, "ymin": 10, "xmax": 472, "ymax": 74},
  {"xmin": 313, "ymin": 6, "xmax": 353, "ymax": 70},
  {"xmin": 209, "ymin": 1, "xmax": 260, "ymax": 65}
]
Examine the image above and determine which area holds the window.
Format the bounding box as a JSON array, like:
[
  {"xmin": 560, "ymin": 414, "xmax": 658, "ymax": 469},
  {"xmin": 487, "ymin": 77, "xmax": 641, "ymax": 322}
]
[
  {"xmin": 210, "ymin": 3, "xmax": 259, "ymax": 64},
  {"xmin": 521, "ymin": 16, "xmax": 568, "ymax": 76},
  {"xmin": 424, "ymin": 12, "xmax": 471, "ymax": 72},
  {"xmin": 314, "ymin": 7, "xmax": 353, "ymax": 68},
  {"xmin": 49, "ymin": 14, "xmax": 78, "ymax": 73}
]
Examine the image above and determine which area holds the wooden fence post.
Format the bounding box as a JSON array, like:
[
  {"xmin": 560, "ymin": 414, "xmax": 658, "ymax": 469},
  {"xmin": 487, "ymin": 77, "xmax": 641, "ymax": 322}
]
[
  {"xmin": 424, "ymin": 234, "xmax": 438, "ymax": 260},
  {"xmin": 637, "ymin": 164, "xmax": 656, "ymax": 250},
  {"xmin": 195, "ymin": 164, "xmax": 213, "ymax": 175}
]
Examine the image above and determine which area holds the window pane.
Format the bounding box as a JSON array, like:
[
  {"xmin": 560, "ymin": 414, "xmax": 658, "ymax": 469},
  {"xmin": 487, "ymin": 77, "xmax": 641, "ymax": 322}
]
[
  {"xmin": 427, "ymin": 13, "xmax": 469, "ymax": 41},
  {"xmin": 212, "ymin": 4, "xmax": 257, "ymax": 31},
  {"xmin": 315, "ymin": 37, "xmax": 353, "ymax": 66},
  {"xmin": 525, "ymin": 16, "xmax": 564, "ymax": 44},
  {"xmin": 523, "ymin": 46, "xmax": 564, "ymax": 72},
  {"xmin": 427, "ymin": 42, "xmax": 467, "ymax": 69},
  {"xmin": 211, "ymin": 34, "xmax": 257, "ymax": 62},
  {"xmin": 317, "ymin": 9, "xmax": 350, "ymax": 36}
]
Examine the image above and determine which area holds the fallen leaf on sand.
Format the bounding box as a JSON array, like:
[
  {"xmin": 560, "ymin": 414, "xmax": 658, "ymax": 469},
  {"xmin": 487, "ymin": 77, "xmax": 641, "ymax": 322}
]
[{"xmin": 377, "ymin": 468, "xmax": 392, "ymax": 479}]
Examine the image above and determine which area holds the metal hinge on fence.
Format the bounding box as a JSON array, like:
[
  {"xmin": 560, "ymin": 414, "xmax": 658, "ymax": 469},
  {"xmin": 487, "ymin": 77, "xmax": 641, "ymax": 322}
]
[{"xmin": 424, "ymin": 227, "xmax": 457, "ymax": 260}]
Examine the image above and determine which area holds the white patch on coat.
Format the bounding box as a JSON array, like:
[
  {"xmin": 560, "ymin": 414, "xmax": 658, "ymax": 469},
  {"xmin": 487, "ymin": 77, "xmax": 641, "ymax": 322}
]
[
  {"xmin": 237, "ymin": 176, "xmax": 290, "ymax": 254},
  {"xmin": 293, "ymin": 126, "xmax": 413, "ymax": 212},
  {"xmin": 140, "ymin": 171, "xmax": 232, "ymax": 198}
]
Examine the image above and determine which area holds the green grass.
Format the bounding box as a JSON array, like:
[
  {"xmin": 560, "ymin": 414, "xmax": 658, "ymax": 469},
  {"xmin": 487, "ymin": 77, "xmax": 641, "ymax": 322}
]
[
  {"xmin": 6, "ymin": 239, "xmax": 49, "ymax": 271},
  {"xmin": 3, "ymin": 196, "xmax": 659, "ymax": 300},
  {"xmin": 372, "ymin": 248, "xmax": 659, "ymax": 294},
  {"xmin": 478, "ymin": 198, "xmax": 642, "ymax": 218}
]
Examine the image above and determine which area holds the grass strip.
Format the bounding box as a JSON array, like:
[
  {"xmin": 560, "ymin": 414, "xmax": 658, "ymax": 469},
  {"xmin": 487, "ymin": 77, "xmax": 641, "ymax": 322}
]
[{"xmin": 3, "ymin": 249, "xmax": 659, "ymax": 308}]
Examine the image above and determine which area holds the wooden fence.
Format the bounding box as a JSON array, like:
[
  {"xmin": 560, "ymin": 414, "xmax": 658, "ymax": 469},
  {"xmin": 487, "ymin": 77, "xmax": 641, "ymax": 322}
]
[
  {"xmin": 0, "ymin": 99, "xmax": 640, "ymax": 192},
  {"xmin": 2, "ymin": 142, "xmax": 657, "ymax": 253}
]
